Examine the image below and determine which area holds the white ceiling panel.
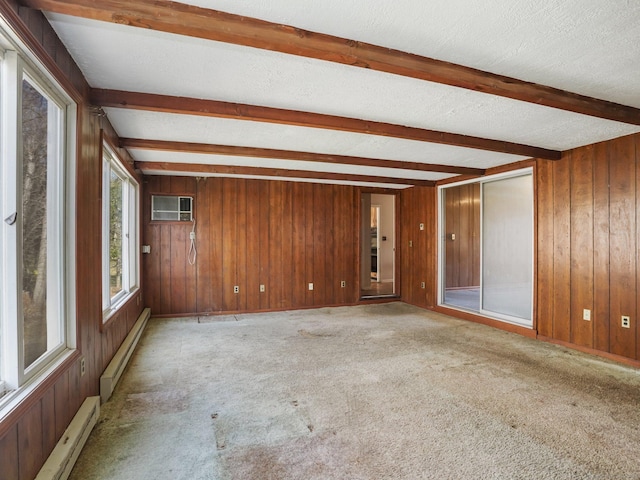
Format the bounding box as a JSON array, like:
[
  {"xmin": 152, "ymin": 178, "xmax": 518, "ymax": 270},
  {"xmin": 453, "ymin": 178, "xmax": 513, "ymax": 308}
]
[
  {"xmin": 48, "ymin": 13, "xmax": 640, "ymax": 151},
  {"xmin": 105, "ymin": 109, "xmax": 525, "ymax": 169},
  {"xmin": 132, "ymin": 150, "xmax": 453, "ymax": 182},
  {"xmin": 35, "ymin": 1, "xmax": 640, "ymax": 185},
  {"xmin": 181, "ymin": 0, "xmax": 640, "ymax": 107}
]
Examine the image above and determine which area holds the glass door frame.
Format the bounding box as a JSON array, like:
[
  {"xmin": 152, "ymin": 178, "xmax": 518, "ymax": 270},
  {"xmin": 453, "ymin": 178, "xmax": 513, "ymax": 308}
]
[{"xmin": 437, "ymin": 167, "xmax": 534, "ymax": 328}]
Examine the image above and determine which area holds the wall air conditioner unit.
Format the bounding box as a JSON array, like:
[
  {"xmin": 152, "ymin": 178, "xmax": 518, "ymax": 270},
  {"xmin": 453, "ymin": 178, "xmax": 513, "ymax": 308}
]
[{"xmin": 151, "ymin": 195, "xmax": 193, "ymax": 221}]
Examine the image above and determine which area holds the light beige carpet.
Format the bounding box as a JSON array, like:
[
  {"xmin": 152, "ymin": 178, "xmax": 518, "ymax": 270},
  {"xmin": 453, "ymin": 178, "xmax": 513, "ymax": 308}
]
[{"xmin": 70, "ymin": 303, "xmax": 640, "ymax": 479}]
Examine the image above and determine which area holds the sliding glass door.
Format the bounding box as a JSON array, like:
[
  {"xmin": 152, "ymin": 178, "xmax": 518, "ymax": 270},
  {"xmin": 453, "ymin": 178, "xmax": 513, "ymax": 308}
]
[
  {"xmin": 481, "ymin": 174, "xmax": 533, "ymax": 323},
  {"xmin": 439, "ymin": 169, "xmax": 533, "ymax": 327}
]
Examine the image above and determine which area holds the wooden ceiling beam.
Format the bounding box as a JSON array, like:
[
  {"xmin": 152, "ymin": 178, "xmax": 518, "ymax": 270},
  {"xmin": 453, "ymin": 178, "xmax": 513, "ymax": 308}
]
[
  {"xmin": 121, "ymin": 138, "xmax": 486, "ymax": 176},
  {"xmin": 24, "ymin": 0, "xmax": 640, "ymax": 125},
  {"xmin": 93, "ymin": 89, "xmax": 560, "ymax": 160},
  {"xmin": 134, "ymin": 161, "xmax": 435, "ymax": 187}
]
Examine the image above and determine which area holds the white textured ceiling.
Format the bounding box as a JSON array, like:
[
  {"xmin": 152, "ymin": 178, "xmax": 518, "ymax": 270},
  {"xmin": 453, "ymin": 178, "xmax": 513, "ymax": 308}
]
[
  {"xmin": 181, "ymin": 0, "xmax": 640, "ymax": 107},
  {"xmin": 44, "ymin": 1, "xmax": 640, "ymax": 187},
  {"xmin": 104, "ymin": 109, "xmax": 524, "ymax": 169}
]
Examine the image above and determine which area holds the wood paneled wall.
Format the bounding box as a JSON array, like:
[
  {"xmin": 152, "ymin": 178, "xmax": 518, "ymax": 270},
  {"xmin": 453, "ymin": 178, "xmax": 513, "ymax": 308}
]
[
  {"xmin": 444, "ymin": 183, "xmax": 480, "ymax": 288},
  {"xmin": 402, "ymin": 146, "xmax": 640, "ymax": 364},
  {"xmin": 142, "ymin": 176, "xmax": 360, "ymax": 315},
  {"xmin": 537, "ymin": 133, "xmax": 640, "ymax": 361},
  {"xmin": 0, "ymin": 5, "xmax": 144, "ymax": 480},
  {"xmin": 2, "ymin": 4, "xmax": 640, "ymax": 479},
  {"xmin": 400, "ymin": 185, "xmax": 438, "ymax": 309}
]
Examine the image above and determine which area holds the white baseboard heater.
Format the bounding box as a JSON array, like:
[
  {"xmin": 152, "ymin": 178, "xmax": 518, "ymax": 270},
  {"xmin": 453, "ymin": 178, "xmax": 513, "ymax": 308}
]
[
  {"xmin": 35, "ymin": 396, "xmax": 100, "ymax": 480},
  {"xmin": 100, "ymin": 307, "xmax": 151, "ymax": 404}
]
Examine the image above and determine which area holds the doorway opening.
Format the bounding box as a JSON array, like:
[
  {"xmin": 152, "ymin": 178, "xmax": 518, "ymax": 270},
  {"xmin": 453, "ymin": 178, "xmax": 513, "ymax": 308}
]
[{"xmin": 361, "ymin": 193, "xmax": 396, "ymax": 298}]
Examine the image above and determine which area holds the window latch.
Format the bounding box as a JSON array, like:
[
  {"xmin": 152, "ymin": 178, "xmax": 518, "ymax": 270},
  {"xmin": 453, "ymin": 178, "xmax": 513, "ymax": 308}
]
[{"xmin": 4, "ymin": 212, "xmax": 17, "ymax": 225}]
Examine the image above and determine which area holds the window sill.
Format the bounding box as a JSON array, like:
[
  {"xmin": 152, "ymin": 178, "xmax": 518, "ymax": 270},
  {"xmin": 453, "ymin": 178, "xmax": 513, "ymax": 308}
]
[
  {"xmin": 0, "ymin": 348, "xmax": 79, "ymax": 426},
  {"xmin": 102, "ymin": 287, "xmax": 140, "ymax": 327}
]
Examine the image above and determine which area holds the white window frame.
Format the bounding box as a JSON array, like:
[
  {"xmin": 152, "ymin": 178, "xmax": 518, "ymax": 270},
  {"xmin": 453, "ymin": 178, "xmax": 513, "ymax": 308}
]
[
  {"xmin": 0, "ymin": 20, "xmax": 77, "ymax": 414},
  {"xmin": 102, "ymin": 142, "xmax": 139, "ymax": 321}
]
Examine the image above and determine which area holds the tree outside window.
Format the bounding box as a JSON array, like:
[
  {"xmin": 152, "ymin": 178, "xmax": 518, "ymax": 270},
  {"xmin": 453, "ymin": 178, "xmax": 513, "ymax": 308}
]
[
  {"xmin": 109, "ymin": 171, "xmax": 124, "ymax": 299},
  {"xmin": 21, "ymin": 80, "xmax": 50, "ymax": 368}
]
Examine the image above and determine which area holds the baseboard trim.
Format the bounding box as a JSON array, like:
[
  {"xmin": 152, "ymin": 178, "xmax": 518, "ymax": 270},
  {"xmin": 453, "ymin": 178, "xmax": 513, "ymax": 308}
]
[
  {"xmin": 537, "ymin": 335, "xmax": 640, "ymax": 369},
  {"xmin": 35, "ymin": 396, "xmax": 100, "ymax": 480},
  {"xmin": 150, "ymin": 303, "xmax": 365, "ymax": 318},
  {"xmin": 430, "ymin": 305, "xmax": 537, "ymax": 338},
  {"xmin": 100, "ymin": 307, "xmax": 151, "ymax": 403}
]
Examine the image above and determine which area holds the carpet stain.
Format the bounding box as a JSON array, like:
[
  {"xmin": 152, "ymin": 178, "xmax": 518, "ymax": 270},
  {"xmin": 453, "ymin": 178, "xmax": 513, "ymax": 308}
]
[
  {"xmin": 227, "ymin": 446, "xmax": 287, "ymax": 480},
  {"xmin": 121, "ymin": 390, "xmax": 188, "ymax": 421},
  {"xmin": 197, "ymin": 315, "xmax": 238, "ymax": 323},
  {"xmin": 298, "ymin": 329, "xmax": 335, "ymax": 338}
]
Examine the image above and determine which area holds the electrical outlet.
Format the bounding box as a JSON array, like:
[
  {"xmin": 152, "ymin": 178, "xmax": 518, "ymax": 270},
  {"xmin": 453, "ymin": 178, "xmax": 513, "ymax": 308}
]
[
  {"xmin": 419, "ymin": 223, "xmax": 424, "ymax": 230},
  {"xmin": 308, "ymin": 283, "xmax": 314, "ymax": 291},
  {"xmin": 421, "ymin": 281, "xmax": 426, "ymax": 289},
  {"xmin": 80, "ymin": 357, "xmax": 86, "ymax": 376},
  {"xmin": 259, "ymin": 284, "xmax": 265, "ymax": 293},
  {"xmin": 583, "ymin": 309, "xmax": 591, "ymax": 321},
  {"xmin": 340, "ymin": 280, "xmax": 346, "ymax": 288},
  {"xmin": 233, "ymin": 285, "xmax": 239, "ymax": 294},
  {"xmin": 622, "ymin": 315, "xmax": 631, "ymax": 328}
]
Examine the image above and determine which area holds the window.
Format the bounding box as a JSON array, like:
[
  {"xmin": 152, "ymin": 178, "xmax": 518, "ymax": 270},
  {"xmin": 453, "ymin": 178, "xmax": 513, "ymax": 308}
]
[
  {"xmin": 0, "ymin": 24, "xmax": 76, "ymax": 408},
  {"xmin": 102, "ymin": 143, "xmax": 139, "ymax": 320}
]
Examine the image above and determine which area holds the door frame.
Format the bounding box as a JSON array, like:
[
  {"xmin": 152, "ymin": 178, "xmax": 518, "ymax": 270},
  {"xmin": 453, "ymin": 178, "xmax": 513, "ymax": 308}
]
[
  {"xmin": 437, "ymin": 167, "xmax": 534, "ymax": 328},
  {"xmin": 358, "ymin": 188, "xmax": 400, "ymax": 299}
]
